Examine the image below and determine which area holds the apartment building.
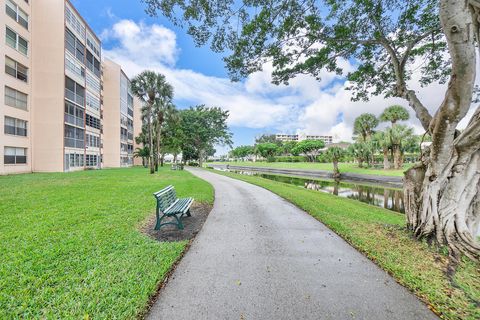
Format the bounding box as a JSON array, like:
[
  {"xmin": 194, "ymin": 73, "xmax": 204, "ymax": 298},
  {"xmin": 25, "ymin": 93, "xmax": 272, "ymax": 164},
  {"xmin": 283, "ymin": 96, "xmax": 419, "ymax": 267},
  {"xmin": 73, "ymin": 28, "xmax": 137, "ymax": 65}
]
[
  {"xmin": 0, "ymin": 0, "xmax": 123, "ymax": 174},
  {"xmin": 1, "ymin": 0, "xmax": 31, "ymax": 175},
  {"xmin": 275, "ymin": 133, "xmax": 334, "ymax": 144},
  {"xmin": 30, "ymin": 0, "xmax": 103, "ymax": 172},
  {"xmin": 102, "ymin": 59, "xmax": 136, "ymax": 168}
]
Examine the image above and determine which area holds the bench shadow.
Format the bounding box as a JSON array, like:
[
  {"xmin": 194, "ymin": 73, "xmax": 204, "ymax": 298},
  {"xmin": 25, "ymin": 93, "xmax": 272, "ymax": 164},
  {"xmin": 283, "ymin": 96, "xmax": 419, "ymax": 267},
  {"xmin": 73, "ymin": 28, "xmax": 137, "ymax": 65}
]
[{"xmin": 140, "ymin": 202, "xmax": 213, "ymax": 242}]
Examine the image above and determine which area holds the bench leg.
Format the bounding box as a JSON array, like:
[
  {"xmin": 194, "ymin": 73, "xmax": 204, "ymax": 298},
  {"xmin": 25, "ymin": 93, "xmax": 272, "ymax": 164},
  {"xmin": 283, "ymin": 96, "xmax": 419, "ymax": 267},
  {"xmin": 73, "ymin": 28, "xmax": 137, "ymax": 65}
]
[
  {"xmin": 173, "ymin": 214, "xmax": 184, "ymax": 230},
  {"xmin": 154, "ymin": 211, "xmax": 166, "ymax": 230},
  {"xmin": 185, "ymin": 209, "xmax": 191, "ymax": 217}
]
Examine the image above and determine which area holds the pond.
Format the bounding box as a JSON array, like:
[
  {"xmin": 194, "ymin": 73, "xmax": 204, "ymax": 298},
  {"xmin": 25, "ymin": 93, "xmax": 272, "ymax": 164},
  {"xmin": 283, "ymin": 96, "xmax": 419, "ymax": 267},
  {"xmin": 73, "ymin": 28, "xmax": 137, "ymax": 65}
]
[{"xmin": 230, "ymin": 170, "xmax": 405, "ymax": 213}]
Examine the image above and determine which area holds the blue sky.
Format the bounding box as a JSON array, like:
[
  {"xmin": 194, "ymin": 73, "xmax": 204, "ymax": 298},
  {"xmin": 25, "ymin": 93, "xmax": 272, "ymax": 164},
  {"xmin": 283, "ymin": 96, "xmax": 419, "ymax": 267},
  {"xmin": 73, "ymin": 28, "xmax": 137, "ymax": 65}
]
[{"xmin": 70, "ymin": 1, "xmax": 446, "ymax": 155}]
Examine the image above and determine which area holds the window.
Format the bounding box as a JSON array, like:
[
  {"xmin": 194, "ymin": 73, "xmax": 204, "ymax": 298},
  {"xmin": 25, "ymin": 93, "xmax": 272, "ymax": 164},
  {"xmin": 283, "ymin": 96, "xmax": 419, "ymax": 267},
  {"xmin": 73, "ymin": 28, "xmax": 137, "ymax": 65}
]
[
  {"xmin": 121, "ymin": 127, "xmax": 128, "ymax": 141},
  {"xmin": 5, "ymin": 27, "xmax": 28, "ymax": 55},
  {"xmin": 6, "ymin": 0, "xmax": 28, "ymax": 29},
  {"xmin": 85, "ymin": 154, "xmax": 99, "ymax": 167},
  {"xmin": 5, "ymin": 86, "xmax": 27, "ymax": 110},
  {"xmin": 85, "ymin": 114, "xmax": 101, "ymax": 130},
  {"xmin": 86, "ymin": 50, "xmax": 100, "ymax": 78},
  {"xmin": 86, "ymin": 134, "xmax": 100, "ymax": 148},
  {"xmin": 65, "ymin": 5, "xmax": 86, "ymax": 39},
  {"xmin": 65, "ymin": 54, "xmax": 85, "ymax": 79},
  {"xmin": 64, "ymin": 124, "xmax": 84, "ymax": 148},
  {"xmin": 64, "ymin": 101, "xmax": 84, "ymax": 127},
  {"xmin": 86, "ymin": 93, "xmax": 100, "ymax": 111},
  {"xmin": 65, "ymin": 76, "xmax": 85, "ymax": 106},
  {"xmin": 65, "ymin": 152, "xmax": 84, "ymax": 168},
  {"xmin": 86, "ymin": 34, "xmax": 101, "ymax": 57},
  {"xmin": 4, "ymin": 147, "xmax": 26, "ymax": 164},
  {"xmin": 4, "ymin": 116, "xmax": 27, "ymax": 136},
  {"xmin": 5, "ymin": 56, "xmax": 28, "ymax": 82},
  {"xmin": 86, "ymin": 73, "xmax": 100, "ymax": 92},
  {"xmin": 65, "ymin": 28, "xmax": 84, "ymax": 63}
]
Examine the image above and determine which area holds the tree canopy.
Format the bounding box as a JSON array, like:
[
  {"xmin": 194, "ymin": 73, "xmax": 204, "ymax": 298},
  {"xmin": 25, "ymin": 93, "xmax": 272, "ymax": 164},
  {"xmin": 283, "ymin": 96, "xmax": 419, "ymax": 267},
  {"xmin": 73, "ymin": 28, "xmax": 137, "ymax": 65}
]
[{"xmin": 380, "ymin": 105, "xmax": 410, "ymax": 126}]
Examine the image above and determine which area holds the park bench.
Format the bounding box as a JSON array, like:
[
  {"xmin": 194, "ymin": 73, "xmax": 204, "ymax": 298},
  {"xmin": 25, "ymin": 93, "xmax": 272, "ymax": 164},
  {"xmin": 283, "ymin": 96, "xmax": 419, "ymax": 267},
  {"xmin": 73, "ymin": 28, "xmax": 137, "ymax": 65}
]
[
  {"xmin": 171, "ymin": 163, "xmax": 184, "ymax": 170},
  {"xmin": 153, "ymin": 185, "xmax": 193, "ymax": 230}
]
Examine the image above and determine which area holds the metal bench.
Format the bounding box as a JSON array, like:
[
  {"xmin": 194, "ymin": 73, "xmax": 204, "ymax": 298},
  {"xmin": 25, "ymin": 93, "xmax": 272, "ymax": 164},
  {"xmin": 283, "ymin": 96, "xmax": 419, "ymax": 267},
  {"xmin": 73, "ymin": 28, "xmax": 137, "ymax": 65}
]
[
  {"xmin": 171, "ymin": 163, "xmax": 184, "ymax": 170},
  {"xmin": 153, "ymin": 185, "xmax": 193, "ymax": 230}
]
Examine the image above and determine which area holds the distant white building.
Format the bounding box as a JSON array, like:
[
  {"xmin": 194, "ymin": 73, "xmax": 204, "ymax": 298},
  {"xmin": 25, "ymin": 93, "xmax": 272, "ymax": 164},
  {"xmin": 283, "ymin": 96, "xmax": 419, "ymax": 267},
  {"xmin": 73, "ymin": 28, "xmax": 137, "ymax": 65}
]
[{"xmin": 275, "ymin": 133, "xmax": 333, "ymax": 144}]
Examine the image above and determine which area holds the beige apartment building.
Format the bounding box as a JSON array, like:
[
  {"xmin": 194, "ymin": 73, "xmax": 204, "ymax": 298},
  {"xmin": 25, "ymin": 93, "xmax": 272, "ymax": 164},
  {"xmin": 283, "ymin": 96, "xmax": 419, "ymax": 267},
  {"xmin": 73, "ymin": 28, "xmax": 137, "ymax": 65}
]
[
  {"xmin": 0, "ymin": 0, "xmax": 139, "ymax": 175},
  {"xmin": 102, "ymin": 59, "xmax": 136, "ymax": 168},
  {"xmin": 1, "ymin": 0, "xmax": 31, "ymax": 174}
]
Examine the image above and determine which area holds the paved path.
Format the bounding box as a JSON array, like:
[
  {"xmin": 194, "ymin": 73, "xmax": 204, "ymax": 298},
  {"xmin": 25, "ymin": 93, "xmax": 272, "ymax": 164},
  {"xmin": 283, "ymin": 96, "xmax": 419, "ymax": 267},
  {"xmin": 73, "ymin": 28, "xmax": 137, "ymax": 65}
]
[{"xmin": 147, "ymin": 168, "xmax": 437, "ymax": 320}]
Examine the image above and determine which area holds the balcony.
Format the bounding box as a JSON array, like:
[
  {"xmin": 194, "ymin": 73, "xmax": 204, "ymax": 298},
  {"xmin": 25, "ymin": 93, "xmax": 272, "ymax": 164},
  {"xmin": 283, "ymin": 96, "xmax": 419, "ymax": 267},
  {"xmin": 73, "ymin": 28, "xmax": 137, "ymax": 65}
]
[
  {"xmin": 65, "ymin": 88, "xmax": 84, "ymax": 106},
  {"xmin": 64, "ymin": 113, "xmax": 84, "ymax": 128},
  {"xmin": 64, "ymin": 138, "xmax": 85, "ymax": 149}
]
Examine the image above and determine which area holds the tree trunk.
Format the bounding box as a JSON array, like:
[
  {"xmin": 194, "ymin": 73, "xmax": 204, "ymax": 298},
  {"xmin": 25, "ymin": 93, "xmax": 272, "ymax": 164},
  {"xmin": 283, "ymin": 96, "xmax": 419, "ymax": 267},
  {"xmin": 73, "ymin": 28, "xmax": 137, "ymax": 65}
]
[
  {"xmin": 332, "ymin": 159, "xmax": 340, "ymax": 178},
  {"xmin": 147, "ymin": 105, "xmax": 155, "ymax": 174},
  {"xmin": 393, "ymin": 146, "xmax": 402, "ymax": 170},
  {"xmin": 160, "ymin": 154, "xmax": 165, "ymax": 167},
  {"xmin": 358, "ymin": 158, "xmax": 363, "ymax": 168},
  {"xmin": 383, "ymin": 148, "xmax": 391, "ymax": 170},
  {"xmin": 173, "ymin": 153, "xmax": 178, "ymax": 163},
  {"xmin": 198, "ymin": 149, "xmax": 205, "ymax": 167},
  {"xmin": 404, "ymin": 0, "xmax": 480, "ymax": 260}
]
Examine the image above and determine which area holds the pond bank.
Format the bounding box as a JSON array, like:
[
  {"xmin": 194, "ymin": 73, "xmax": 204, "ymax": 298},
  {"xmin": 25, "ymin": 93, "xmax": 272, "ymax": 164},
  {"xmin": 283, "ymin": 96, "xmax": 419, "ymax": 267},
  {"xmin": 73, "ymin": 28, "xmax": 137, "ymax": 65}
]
[{"xmin": 209, "ymin": 164, "xmax": 404, "ymax": 188}]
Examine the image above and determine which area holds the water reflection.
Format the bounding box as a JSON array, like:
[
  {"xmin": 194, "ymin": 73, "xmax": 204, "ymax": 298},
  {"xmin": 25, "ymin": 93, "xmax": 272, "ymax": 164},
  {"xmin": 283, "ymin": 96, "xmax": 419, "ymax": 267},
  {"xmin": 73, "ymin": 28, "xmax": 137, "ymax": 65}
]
[{"xmin": 234, "ymin": 171, "xmax": 404, "ymax": 213}]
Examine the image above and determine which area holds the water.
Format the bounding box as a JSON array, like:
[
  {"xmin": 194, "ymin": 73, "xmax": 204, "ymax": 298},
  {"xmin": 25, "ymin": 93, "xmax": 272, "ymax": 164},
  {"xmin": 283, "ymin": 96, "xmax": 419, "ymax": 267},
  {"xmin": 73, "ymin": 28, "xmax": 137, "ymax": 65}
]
[{"xmin": 231, "ymin": 170, "xmax": 405, "ymax": 213}]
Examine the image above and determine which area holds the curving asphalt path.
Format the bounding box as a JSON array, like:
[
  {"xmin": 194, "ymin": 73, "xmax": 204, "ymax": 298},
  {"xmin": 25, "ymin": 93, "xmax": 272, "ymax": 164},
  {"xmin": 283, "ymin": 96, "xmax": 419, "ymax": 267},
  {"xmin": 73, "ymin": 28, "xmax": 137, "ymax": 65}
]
[{"xmin": 147, "ymin": 168, "xmax": 438, "ymax": 320}]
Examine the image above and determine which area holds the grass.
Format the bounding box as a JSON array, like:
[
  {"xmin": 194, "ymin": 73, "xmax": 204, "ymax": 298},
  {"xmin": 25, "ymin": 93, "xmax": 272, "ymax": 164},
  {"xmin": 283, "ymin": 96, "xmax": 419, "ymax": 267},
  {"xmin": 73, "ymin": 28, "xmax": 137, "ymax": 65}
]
[
  {"xmin": 206, "ymin": 161, "xmax": 409, "ymax": 177},
  {"xmin": 211, "ymin": 169, "xmax": 480, "ymax": 320},
  {"xmin": 0, "ymin": 166, "xmax": 213, "ymax": 319}
]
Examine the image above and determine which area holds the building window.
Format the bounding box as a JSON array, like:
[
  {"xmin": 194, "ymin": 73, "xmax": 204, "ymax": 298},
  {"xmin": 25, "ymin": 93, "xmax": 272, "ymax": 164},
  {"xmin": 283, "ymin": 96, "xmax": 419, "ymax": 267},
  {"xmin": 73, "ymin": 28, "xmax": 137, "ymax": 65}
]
[
  {"xmin": 86, "ymin": 34, "xmax": 101, "ymax": 57},
  {"xmin": 65, "ymin": 152, "xmax": 84, "ymax": 168},
  {"xmin": 5, "ymin": 26, "xmax": 28, "ymax": 55},
  {"xmin": 65, "ymin": 54, "xmax": 85, "ymax": 79},
  {"xmin": 86, "ymin": 93, "xmax": 100, "ymax": 111},
  {"xmin": 86, "ymin": 134, "xmax": 100, "ymax": 148},
  {"xmin": 4, "ymin": 116, "xmax": 27, "ymax": 136},
  {"xmin": 86, "ymin": 50, "xmax": 101, "ymax": 78},
  {"xmin": 121, "ymin": 127, "xmax": 128, "ymax": 141},
  {"xmin": 64, "ymin": 125, "xmax": 84, "ymax": 149},
  {"xmin": 65, "ymin": 28, "xmax": 85, "ymax": 64},
  {"xmin": 85, "ymin": 154, "xmax": 99, "ymax": 167},
  {"xmin": 5, "ymin": 56, "xmax": 28, "ymax": 82},
  {"xmin": 65, "ymin": 76, "xmax": 85, "ymax": 106},
  {"xmin": 65, "ymin": 5, "xmax": 86, "ymax": 39},
  {"xmin": 86, "ymin": 73, "xmax": 100, "ymax": 93},
  {"xmin": 5, "ymin": 86, "xmax": 27, "ymax": 110},
  {"xmin": 64, "ymin": 101, "xmax": 84, "ymax": 127},
  {"xmin": 4, "ymin": 147, "xmax": 26, "ymax": 164},
  {"xmin": 85, "ymin": 114, "xmax": 101, "ymax": 130},
  {"xmin": 6, "ymin": 0, "xmax": 28, "ymax": 29}
]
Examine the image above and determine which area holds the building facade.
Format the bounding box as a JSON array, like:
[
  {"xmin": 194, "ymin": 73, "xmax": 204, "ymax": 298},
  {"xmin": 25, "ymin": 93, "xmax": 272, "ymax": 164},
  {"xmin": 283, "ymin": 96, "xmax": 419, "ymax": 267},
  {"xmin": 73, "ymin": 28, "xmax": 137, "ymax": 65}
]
[
  {"xmin": 275, "ymin": 133, "xmax": 333, "ymax": 144},
  {"xmin": 1, "ymin": 0, "xmax": 138, "ymax": 175},
  {"xmin": 1, "ymin": 0, "xmax": 31, "ymax": 174},
  {"xmin": 102, "ymin": 59, "xmax": 135, "ymax": 168}
]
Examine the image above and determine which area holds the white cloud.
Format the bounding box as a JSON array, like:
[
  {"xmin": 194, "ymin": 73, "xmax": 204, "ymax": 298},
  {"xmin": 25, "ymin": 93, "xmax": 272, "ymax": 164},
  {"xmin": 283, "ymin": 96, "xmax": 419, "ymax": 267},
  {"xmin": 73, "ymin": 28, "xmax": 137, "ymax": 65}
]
[{"xmin": 102, "ymin": 19, "xmax": 476, "ymax": 149}]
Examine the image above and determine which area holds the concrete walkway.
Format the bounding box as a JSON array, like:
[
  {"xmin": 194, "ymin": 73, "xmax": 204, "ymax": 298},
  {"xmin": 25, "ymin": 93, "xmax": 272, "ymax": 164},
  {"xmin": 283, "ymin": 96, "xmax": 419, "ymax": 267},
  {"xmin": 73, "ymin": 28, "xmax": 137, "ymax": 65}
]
[{"xmin": 147, "ymin": 168, "xmax": 437, "ymax": 320}]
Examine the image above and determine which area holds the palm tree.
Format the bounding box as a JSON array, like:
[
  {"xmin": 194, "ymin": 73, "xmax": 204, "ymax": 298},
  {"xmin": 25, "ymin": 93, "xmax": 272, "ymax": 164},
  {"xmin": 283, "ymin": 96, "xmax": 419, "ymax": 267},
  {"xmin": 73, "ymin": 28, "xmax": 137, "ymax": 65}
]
[
  {"xmin": 353, "ymin": 113, "xmax": 379, "ymax": 141},
  {"xmin": 387, "ymin": 125, "xmax": 413, "ymax": 169},
  {"xmin": 326, "ymin": 147, "xmax": 346, "ymax": 178},
  {"xmin": 133, "ymin": 147, "xmax": 149, "ymax": 167},
  {"xmin": 152, "ymin": 95, "xmax": 175, "ymax": 169},
  {"xmin": 131, "ymin": 71, "xmax": 171, "ymax": 174},
  {"xmin": 380, "ymin": 105, "xmax": 409, "ymax": 127},
  {"xmin": 373, "ymin": 131, "xmax": 391, "ymax": 170}
]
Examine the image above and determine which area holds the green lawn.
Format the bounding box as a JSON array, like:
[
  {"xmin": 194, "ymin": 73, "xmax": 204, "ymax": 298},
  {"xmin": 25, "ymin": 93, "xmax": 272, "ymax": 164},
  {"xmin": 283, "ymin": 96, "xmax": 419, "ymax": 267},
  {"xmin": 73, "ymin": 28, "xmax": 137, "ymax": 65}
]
[
  {"xmin": 207, "ymin": 161, "xmax": 409, "ymax": 177},
  {"xmin": 212, "ymin": 169, "xmax": 480, "ymax": 320},
  {"xmin": 0, "ymin": 167, "xmax": 213, "ymax": 319}
]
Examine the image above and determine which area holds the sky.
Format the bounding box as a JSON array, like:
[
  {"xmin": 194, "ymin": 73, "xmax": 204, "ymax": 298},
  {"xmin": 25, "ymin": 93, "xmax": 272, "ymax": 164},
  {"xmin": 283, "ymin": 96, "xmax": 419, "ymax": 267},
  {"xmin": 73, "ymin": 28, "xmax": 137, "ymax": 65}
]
[{"xmin": 70, "ymin": 0, "xmax": 474, "ymax": 155}]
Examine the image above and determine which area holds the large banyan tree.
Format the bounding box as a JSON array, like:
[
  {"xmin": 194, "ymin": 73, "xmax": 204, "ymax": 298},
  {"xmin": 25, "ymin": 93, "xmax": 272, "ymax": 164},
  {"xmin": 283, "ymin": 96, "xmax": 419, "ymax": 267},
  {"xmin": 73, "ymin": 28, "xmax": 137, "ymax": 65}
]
[{"xmin": 143, "ymin": 0, "xmax": 480, "ymax": 260}]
